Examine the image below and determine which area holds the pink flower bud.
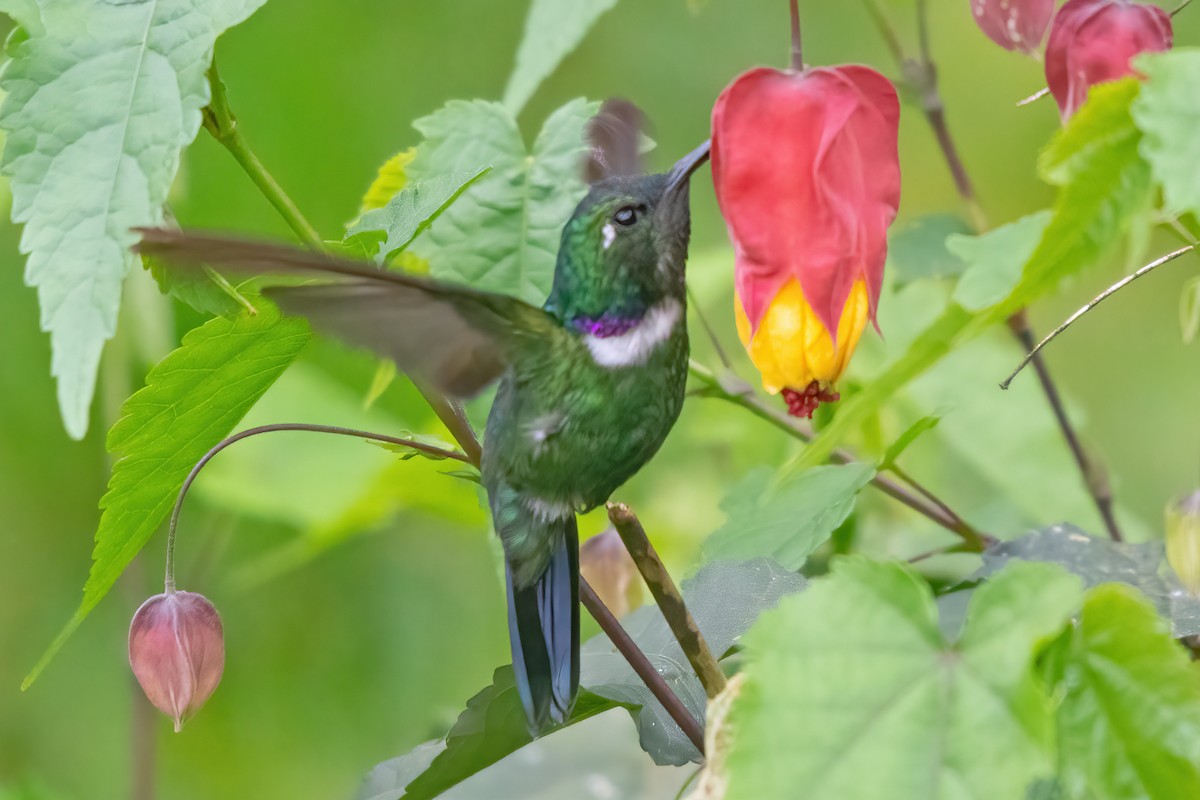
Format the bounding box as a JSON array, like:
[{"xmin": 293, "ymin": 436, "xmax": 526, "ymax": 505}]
[
  {"xmin": 580, "ymin": 528, "xmax": 643, "ymax": 618},
  {"xmin": 1045, "ymin": 0, "xmax": 1173, "ymax": 120},
  {"xmin": 971, "ymin": 0, "xmax": 1056, "ymax": 54},
  {"xmin": 128, "ymin": 591, "xmax": 225, "ymax": 732},
  {"xmin": 711, "ymin": 65, "xmax": 900, "ymax": 415}
]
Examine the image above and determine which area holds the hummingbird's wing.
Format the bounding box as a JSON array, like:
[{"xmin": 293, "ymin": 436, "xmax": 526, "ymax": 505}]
[
  {"xmin": 135, "ymin": 228, "xmax": 561, "ymax": 398},
  {"xmin": 583, "ymin": 98, "xmax": 647, "ymax": 183}
]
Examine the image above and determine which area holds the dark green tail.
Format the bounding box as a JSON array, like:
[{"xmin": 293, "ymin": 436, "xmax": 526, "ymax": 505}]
[{"xmin": 504, "ymin": 516, "xmax": 580, "ymax": 733}]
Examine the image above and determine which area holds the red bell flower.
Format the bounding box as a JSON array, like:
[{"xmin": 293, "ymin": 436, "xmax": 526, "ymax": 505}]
[
  {"xmin": 711, "ymin": 66, "xmax": 900, "ymax": 417},
  {"xmin": 1045, "ymin": 0, "xmax": 1173, "ymax": 120},
  {"xmin": 971, "ymin": 0, "xmax": 1056, "ymax": 54},
  {"xmin": 129, "ymin": 591, "xmax": 225, "ymax": 731}
]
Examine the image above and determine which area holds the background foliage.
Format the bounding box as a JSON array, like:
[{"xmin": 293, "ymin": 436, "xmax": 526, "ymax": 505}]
[{"xmin": 2, "ymin": 1, "xmax": 1200, "ymax": 798}]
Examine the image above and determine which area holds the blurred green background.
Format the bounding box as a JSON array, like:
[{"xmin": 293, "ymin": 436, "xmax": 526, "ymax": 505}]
[{"xmin": 1, "ymin": 1, "xmax": 1197, "ymax": 798}]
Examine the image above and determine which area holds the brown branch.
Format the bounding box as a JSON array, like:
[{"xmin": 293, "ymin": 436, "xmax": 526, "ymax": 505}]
[
  {"xmin": 789, "ymin": 0, "xmax": 804, "ymax": 70},
  {"xmin": 607, "ymin": 503, "xmax": 728, "ymax": 700},
  {"xmin": 580, "ymin": 580, "xmax": 707, "ymax": 753}
]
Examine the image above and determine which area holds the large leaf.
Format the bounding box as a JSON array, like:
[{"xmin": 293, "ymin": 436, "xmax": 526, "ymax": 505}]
[
  {"xmin": 974, "ymin": 524, "xmax": 1200, "ymax": 637},
  {"xmin": 1132, "ymin": 49, "xmax": 1200, "ymax": 220},
  {"xmin": 502, "ymin": 0, "xmax": 621, "ymax": 114},
  {"xmin": 887, "ymin": 213, "xmax": 972, "ymax": 285},
  {"xmin": 725, "ymin": 558, "xmax": 1082, "ymax": 800},
  {"xmin": 702, "ymin": 463, "xmax": 875, "ymax": 569},
  {"xmin": 950, "ymin": 211, "xmax": 1052, "ymax": 311},
  {"xmin": 24, "ymin": 308, "xmax": 310, "ymax": 688},
  {"xmin": 407, "ymin": 98, "xmax": 596, "ymax": 304},
  {"xmin": 358, "ymin": 667, "xmax": 613, "ymax": 800},
  {"xmin": 0, "ymin": 0, "xmax": 267, "ymax": 439},
  {"xmin": 581, "ymin": 558, "xmax": 806, "ymax": 766},
  {"xmin": 1051, "ymin": 584, "xmax": 1200, "ymax": 799}
]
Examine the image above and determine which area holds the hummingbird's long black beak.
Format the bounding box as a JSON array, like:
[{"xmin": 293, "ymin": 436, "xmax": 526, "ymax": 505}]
[{"xmin": 666, "ymin": 140, "xmax": 711, "ymax": 193}]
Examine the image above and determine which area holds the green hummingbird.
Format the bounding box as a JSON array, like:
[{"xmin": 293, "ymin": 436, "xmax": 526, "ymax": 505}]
[{"xmin": 136, "ymin": 101, "xmax": 708, "ymax": 733}]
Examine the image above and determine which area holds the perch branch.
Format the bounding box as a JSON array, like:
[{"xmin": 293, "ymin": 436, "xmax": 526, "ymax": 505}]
[{"xmin": 607, "ymin": 503, "xmax": 728, "ymax": 700}]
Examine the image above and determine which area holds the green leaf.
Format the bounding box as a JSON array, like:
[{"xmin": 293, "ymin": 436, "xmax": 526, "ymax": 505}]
[
  {"xmin": 950, "ymin": 211, "xmax": 1052, "ymax": 311},
  {"xmin": 358, "ymin": 667, "xmax": 613, "ymax": 800},
  {"xmin": 702, "ymin": 463, "xmax": 876, "ymax": 569},
  {"xmin": 145, "ymin": 257, "xmax": 257, "ymax": 318},
  {"xmin": 1053, "ymin": 584, "xmax": 1200, "ymax": 799},
  {"xmin": 359, "ymin": 148, "xmax": 415, "ymax": 213},
  {"xmin": 581, "ymin": 558, "xmax": 806, "ymax": 766},
  {"xmin": 24, "ymin": 308, "xmax": 310, "ymax": 688},
  {"xmin": 407, "ymin": 98, "xmax": 597, "ymax": 304},
  {"xmin": 1132, "ymin": 50, "xmax": 1200, "ymax": 220},
  {"xmin": 1012, "ymin": 79, "xmax": 1153, "ymax": 303},
  {"xmin": 0, "ymin": 0, "xmax": 267, "ymax": 439},
  {"xmin": 974, "ymin": 524, "xmax": 1200, "ymax": 638},
  {"xmin": 888, "ymin": 213, "xmax": 972, "ymax": 284},
  {"xmin": 726, "ymin": 559, "xmax": 1082, "ymax": 800},
  {"xmin": 346, "ymin": 167, "xmax": 492, "ymax": 262},
  {"xmin": 0, "ymin": 0, "xmax": 41, "ymax": 35},
  {"xmin": 502, "ymin": 0, "xmax": 620, "ymax": 114},
  {"xmin": 880, "ymin": 415, "xmax": 941, "ymax": 469}
]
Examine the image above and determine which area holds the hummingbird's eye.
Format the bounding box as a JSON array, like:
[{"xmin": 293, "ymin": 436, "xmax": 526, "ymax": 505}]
[{"xmin": 613, "ymin": 206, "xmax": 638, "ymax": 227}]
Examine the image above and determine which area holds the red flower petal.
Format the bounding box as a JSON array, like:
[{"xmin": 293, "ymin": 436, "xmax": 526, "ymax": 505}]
[
  {"xmin": 711, "ymin": 66, "xmax": 900, "ymax": 339},
  {"xmin": 1045, "ymin": 0, "xmax": 1172, "ymax": 120},
  {"xmin": 971, "ymin": 0, "xmax": 1056, "ymax": 54}
]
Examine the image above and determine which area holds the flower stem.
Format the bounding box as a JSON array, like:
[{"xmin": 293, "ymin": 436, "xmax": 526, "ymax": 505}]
[
  {"xmin": 164, "ymin": 423, "xmax": 470, "ymax": 592},
  {"xmin": 789, "ymin": 0, "xmax": 804, "ymax": 70},
  {"xmin": 607, "ymin": 503, "xmax": 728, "ymax": 700},
  {"xmin": 202, "ymin": 60, "xmax": 323, "ymax": 249}
]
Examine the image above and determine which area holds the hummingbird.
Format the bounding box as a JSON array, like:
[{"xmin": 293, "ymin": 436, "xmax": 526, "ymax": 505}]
[{"xmin": 136, "ymin": 100, "xmax": 708, "ymax": 733}]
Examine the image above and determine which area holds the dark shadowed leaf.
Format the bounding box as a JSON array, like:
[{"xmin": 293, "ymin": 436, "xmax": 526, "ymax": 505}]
[{"xmin": 581, "ymin": 558, "xmax": 806, "ymax": 766}]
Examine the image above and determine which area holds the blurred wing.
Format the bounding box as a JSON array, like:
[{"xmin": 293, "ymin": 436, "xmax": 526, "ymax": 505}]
[
  {"xmin": 135, "ymin": 228, "xmax": 561, "ymax": 397},
  {"xmin": 583, "ymin": 98, "xmax": 647, "ymax": 183}
]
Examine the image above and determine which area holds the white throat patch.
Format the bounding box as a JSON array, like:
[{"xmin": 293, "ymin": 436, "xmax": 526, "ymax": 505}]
[{"xmin": 584, "ymin": 299, "xmax": 682, "ymax": 368}]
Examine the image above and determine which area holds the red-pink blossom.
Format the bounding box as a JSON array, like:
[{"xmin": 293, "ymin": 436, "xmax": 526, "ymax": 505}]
[
  {"xmin": 1045, "ymin": 0, "xmax": 1173, "ymax": 120},
  {"xmin": 711, "ymin": 65, "xmax": 900, "ymax": 415},
  {"xmin": 971, "ymin": 0, "xmax": 1056, "ymax": 54}
]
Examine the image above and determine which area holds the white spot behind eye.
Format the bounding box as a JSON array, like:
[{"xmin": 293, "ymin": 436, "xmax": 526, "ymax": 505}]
[{"xmin": 601, "ymin": 223, "xmax": 616, "ymax": 250}]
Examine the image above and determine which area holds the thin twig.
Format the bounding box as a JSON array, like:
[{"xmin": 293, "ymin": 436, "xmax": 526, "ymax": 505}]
[
  {"xmin": 580, "ymin": 580, "xmax": 707, "ymax": 753},
  {"xmin": 1172, "ymin": 0, "xmax": 1193, "ymax": 16},
  {"xmin": 688, "ymin": 361, "xmax": 993, "ymax": 549},
  {"xmin": 789, "ymin": 0, "xmax": 804, "ymax": 70},
  {"xmin": 1004, "ymin": 245, "xmax": 1197, "ymax": 388},
  {"xmin": 164, "ymin": 423, "xmax": 470, "ymax": 591},
  {"xmin": 686, "ymin": 284, "xmax": 733, "ymax": 369},
  {"xmin": 889, "ymin": 464, "xmax": 973, "ymax": 537},
  {"xmin": 607, "ymin": 503, "xmax": 728, "ymax": 700},
  {"xmin": 1017, "ymin": 87, "xmax": 1050, "ymax": 107}
]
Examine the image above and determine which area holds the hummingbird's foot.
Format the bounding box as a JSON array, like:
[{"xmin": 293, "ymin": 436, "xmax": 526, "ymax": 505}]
[{"xmin": 782, "ymin": 380, "xmax": 840, "ymax": 419}]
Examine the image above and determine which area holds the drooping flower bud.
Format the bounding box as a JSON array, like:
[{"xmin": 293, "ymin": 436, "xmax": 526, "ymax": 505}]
[
  {"xmin": 1045, "ymin": 0, "xmax": 1173, "ymax": 120},
  {"xmin": 580, "ymin": 528, "xmax": 643, "ymax": 618},
  {"xmin": 971, "ymin": 0, "xmax": 1056, "ymax": 54},
  {"xmin": 1167, "ymin": 490, "xmax": 1200, "ymax": 595},
  {"xmin": 711, "ymin": 66, "xmax": 900, "ymax": 418},
  {"xmin": 128, "ymin": 591, "xmax": 225, "ymax": 732}
]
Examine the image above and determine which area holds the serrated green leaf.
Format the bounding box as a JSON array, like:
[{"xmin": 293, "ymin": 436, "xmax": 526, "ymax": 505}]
[
  {"xmin": 360, "ymin": 148, "xmax": 415, "ymax": 213},
  {"xmin": 582, "ymin": 558, "xmax": 806, "ymax": 766},
  {"xmin": 950, "ymin": 211, "xmax": 1052, "ymax": 311},
  {"xmin": 702, "ymin": 463, "xmax": 875, "ymax": 570},
  {"xmin": 1053, "ymin": 584, "xmax": 1200, "ymax": 800},
  {"xmin": 880, "ymin": 415, "xmax": 941, "ymax": 469},
  {"xmin": 1132, "ymin": 49, "xmax": 1200, "ymax": 220},
  {"xmin": 0, "ymin": 0, "xmax": 267, "ymax": 439},
  {"xmin": 726, "ymin": 558, "xmax": 1082, "ymax": 800},
  {"xmin": 502, "ymin": 0, "xmax": 620, "ymax": 114},
  {"xmin": 347, "ymin": 167, "xmax": 492, "ymax": 263},
  {"xmin": 407, "ymin": 99, "xmax": 596, "ymax": 304},
  {"xmin": 24, "ymin": 308, "xmax": 310, "ymax": 688},
  {"xmin": 888, "ymin": 213, "xmax": 972, "ymax": 284}
]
